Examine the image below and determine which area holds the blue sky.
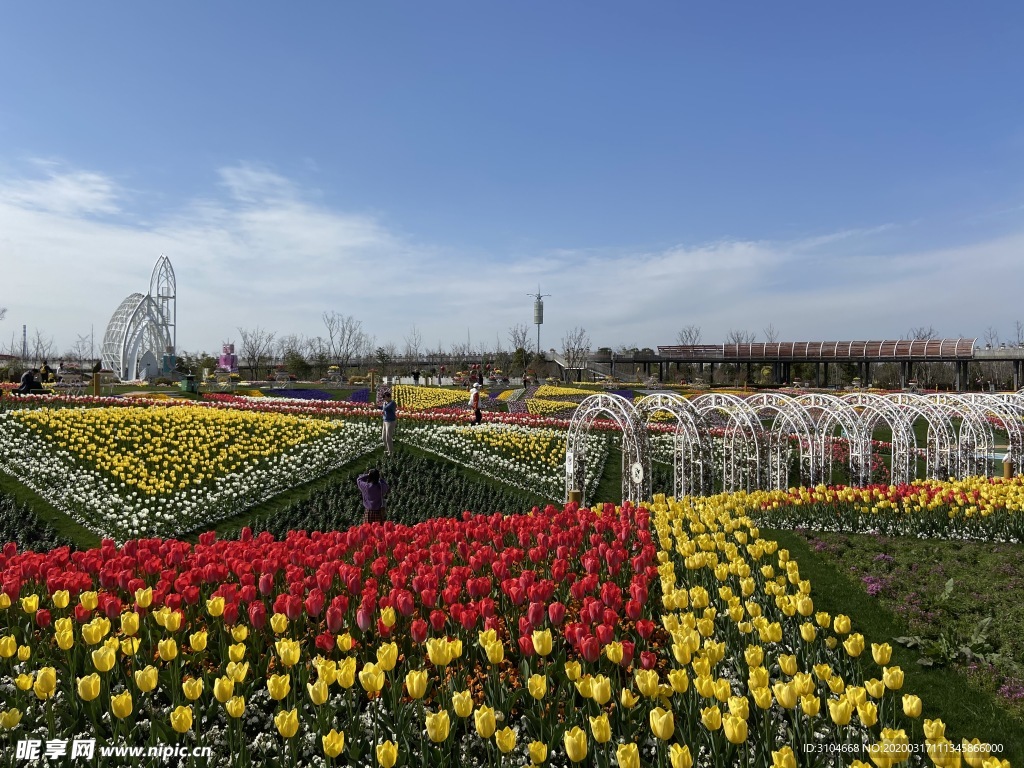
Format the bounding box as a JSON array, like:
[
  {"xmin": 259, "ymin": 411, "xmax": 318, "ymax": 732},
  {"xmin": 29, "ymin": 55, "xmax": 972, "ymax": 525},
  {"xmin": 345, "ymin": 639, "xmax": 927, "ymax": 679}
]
[{"xmin": 2, "ymin": 2, "xmax": 1023, "ymax": 358}]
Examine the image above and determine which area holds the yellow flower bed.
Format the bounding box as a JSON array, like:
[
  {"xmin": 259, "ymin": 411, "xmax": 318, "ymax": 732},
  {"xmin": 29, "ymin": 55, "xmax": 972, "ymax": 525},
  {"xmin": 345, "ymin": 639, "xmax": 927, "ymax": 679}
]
[
  {"xmin": 533, "ymin": 384, "xmax": 594, "ymax": 399},
  {"xmin": 454, "ymin": 424, "xmax": 569, "ymax": 472},
  {"xmin": 11, "ymin": 407, "xmax": 341, "ymax": 496},
  {"xmin": 495, "ymin": 389, "xmax": 519, "ymax": 402},
  {"xmin": 526, "ymin": 399, "xmax": 579, "ymax": 416},
  {"xmin": 391, "ymin": 385, "xmax": 470, "ymax": 411}
]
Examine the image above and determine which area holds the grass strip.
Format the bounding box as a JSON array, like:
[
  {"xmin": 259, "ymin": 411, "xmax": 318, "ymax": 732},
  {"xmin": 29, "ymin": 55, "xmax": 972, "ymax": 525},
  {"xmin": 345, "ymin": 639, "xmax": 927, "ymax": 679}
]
[
  {"xmin": 766, "ymin": 527, "xmax": 1024, "ymax": 759},
  {"xmin": 0, "ymin": 469, "xmax": 100, "ymax": 550}
]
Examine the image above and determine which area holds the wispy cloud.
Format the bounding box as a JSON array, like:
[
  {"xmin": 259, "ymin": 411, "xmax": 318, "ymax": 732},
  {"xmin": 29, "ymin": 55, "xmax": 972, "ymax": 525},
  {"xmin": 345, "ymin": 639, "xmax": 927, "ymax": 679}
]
[{"xmin": 1, "ymin": 161, "xmax": 1022, "ymax": 357}]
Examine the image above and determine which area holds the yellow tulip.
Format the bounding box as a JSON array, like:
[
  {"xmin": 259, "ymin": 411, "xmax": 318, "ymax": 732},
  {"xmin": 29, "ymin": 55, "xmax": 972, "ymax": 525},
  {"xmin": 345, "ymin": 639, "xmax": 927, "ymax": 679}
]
[
  {"xmin": 157, "ymin": 638, "xmax": 177, "ymax": 662},
  {"xmin": 426, "ymin": 638, "xmax": 453, "ymax": 667},
  {"xmin": 527, "ymin": 674, "xmax": 547, "ymax": 700},
  {"xmin": 214, "ymin": 676, "xmax": 234, "ymax": 704},
  {"xmin": 308, "ymin": 679, "xmax": 329, "ymax": 706},
  {"xmin": 376, "ymin": 740, "xmax": 398, "ymax": 768},
  {"xmin": 135, "ymin": 665, "xmax": 158, "ymax": 692},
  {"xmin": 425, "ymin": 708, "xmax": 450, "ymax": 743},
  {"xmin": 652, "ymin": 706, "xmax": 676, "ymax": 739},
  {"xmin": 474, "ymin": 705, "xmax": 496, "ymax": 738},
  {"xmin": 225, "ymin": 696, "xmax": 245, "ymax": 718},
  {"xmin": 588, "ymin": 713, "xmax": 611, "ymax": 743},
  {"xmin": 924, "ymin": 719, "xmax": 946, "ymax": 740},
  {"xmin": 833, "ymin": 614, "xmax": 851, "ymax": 634},
  {"xmin": 380, "ymin": 606, "xmax": 396, "ymax": 627},
  {"xmin": 206, "ymin": 596, "xmax": 225, "ymax": 617},
  {"xmin": 359, "ymin": 663, "xmax": 385, "ymax": 694},
  {"xmin": 189, "ymin": 631, "xmax": 207, "ymax": 652},
  {"xmin": 486, "ymin": 724, "xmax": 512, "ymax": 756},
  {"xmin": 52, "ymin": 590, "xmax": 70, "ymax": 609},
  {"xmin": 563, "ymin": 726, "xmax": 588, "ymax": 763},
  {"xmin": 337, "ymin": 657, "xmax": 356, "ymax": 688},
  {"xmin": 773, "ymin": 681, "xmax": 797, "ymax": 709},
  {"xmin": 77, "ymin": 674, "xmax": 101, "ymax": 702},
  {"xmin": 227, "ymin": 661, "xmax": 249, "ymax": 684},
  {"xmin": 227, "ymin": 643, "xmax": 245, "ymax": 663},
  {"xmin": 872, "ymin": 642, "xmax": 892, "ymax": 665},
  {"xmin": 723, "ymin": 713, "xmax": 747, "ymax": 744},
  {"xmin": 57, "ymin": 629, "xmax": 75, "ymax": 651},
  {"xmin": 882, "ymin": 666, "xmax": 904, "ymax": 691},
  {"xmin": 170, "ymin": 705, "xmax": 192, "ymax": 734},
  {"xmin": 620, "ymin": 689, "xmax": 640, "ymax": 708},
  {"xmin": 699, "ymin": 705, "xmax": 721, "ymax": 732},
  {"xmin": 33, "ymin": 667, "xmax": 56, "ymax": 704},
  {"xmin": 779, "ymin": 654, "xmax": 798, "ymax": 676},
  {"xmin": 857, "ymin": 701, "xmax": 878, "ymax": 727},
  {"xmin": 605, "ymin": 641, "xmax": 623, "ymax": 664},
  {"xmin": 180, "ymin": 677, "xmax": 202, "ymax": 701},
  {"xmin": 635, "ymin": 669, "xmax": 660, "ymax": 697},
  {"xmin": 669, "ymin": 744, "xmax": 693, "ymax": 768},
  {"xmin": 81, "ymin": 622, "xmax": 104, "ymax": 645},
  {"xmin": 728, "ymin": 696, "xmax": 749, "ymax": 720},
  {"xmin": 322, "ymin": 729, "xmax": 345, "ymax": 758},
  {"xmin": 374, "ymin": 642, "xmax": 398, "ymax": 672},
  {"xmin": 800, "ymin": 622, "xmax": 818, "ymax": 642},
  {"xmin": 121, "ymin": 612, "xmax": 140, "ymax": 636},
  {"xmin": 617, "ymin": 743, "xmax": 640, "ymax": 768},
  {"xmin": 276, "ymin": 638, "xmax": 301, "ymax": 667},
  {"xmin": 592, "ymin": 674, "xmax": 611, "ymax": 705},
  {"xmin": 529, "ymin": 740, "xmax": 548, "ymax": 765},
  {"xmin": 231, "ymin": 625, "xmax": 249, "ymax": 642},
  {"xmin": 865, "ymin": 678, "xmax": 885, "ymax": 699},
  {"xmin": 532, "ymin": 628, "xmax": 553, "ymax": 656},
  {"xmin": 564, "ymin": 660, "xmax": 581, "ymax": 681},
  {"xmin": 336, "ymin": 633, "xmax": 353, "ymax": 652},
  {"xmin": 744, "ymin": 645, "xmax": 764, "ymax": 667},
  {"xmin": 111, "ymin": 690, "xmax": 133, "ymax": 719},
  {"xmin": 828, "ymin": 696, "xmax": 853, "ymax": 725},
  {"xmin": 453, "ymin": 690, "xmax": 473, "ymax": 718},
  {"xmin": 267, "ymin": 674, "xmax": 291, "ymax": 701},
  {"xmin": 772, "ymin": 746, "xmax": 797, "ymax": 768},
  {"xmin": 271, "ymin": 613, "xmax": 288, "ymax": 634},
  {"xmin": 484, "ymin": 640, "xmax": 504, "ymax": 665},
  {"xmin": 843, "ymin": 633, "xmax": 865, "ymax": 658},
  {"xmin": 275, "ymin": 708, "xmax": 299, "ymax": 738},
  {"xmin": 405, "ymin": 669, "xmax": 428, "ymax": 699},
  {"xmin": 20, "ymin": 594, "xmax": 39, "ymax": 614},
  {"xmin": 164, "ymin": 611, "xmax": 182, "ymax": 633},
  {"xmin": 15, "ymin": 673, "xmax": 33, "ymax": 691},
  {"xmin": 902, "ymin": 694, "xmax": 922, "ymax": 718}
]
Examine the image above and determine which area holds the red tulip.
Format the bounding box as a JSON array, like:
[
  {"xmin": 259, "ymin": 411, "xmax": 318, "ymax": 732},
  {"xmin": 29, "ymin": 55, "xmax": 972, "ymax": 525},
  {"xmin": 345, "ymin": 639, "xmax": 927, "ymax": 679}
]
[
  {"xmin": 635, "ymin": 619, "xmax": 655, "ymax": 639},
  {"xmin": 625, "ymin": 599, "xmax": 642, "ymax": 621},
  {"xmin": 304, "ymin": 589, "xmax": 325, "ymax": 618},
  {"xmin": 595, "ymin": 623, "xmax": 614, "ymax": 645},
  {"xmin": 518, "ymin": 635, "xmax": 534, "ymax": 657},
  {"xmin": 259, "ymin": 572, "xmax": 274, "ymax": 596},
  {"xmin": 580, "ymin": 635, "xmax": 601, "ymax": 663},
  {"xmin": 429, "ymin": 609, "xmax": 447, "ymax": 632},
  {"xmin": 527, "ymin": 601, "xmax": 545, "ymax": 628},
  {"xmin": 222, "ymin": 602, "xmax": 239, "ymax": 625},
  {"xmin": 315, "ymin": 631, "xmax": 336, "ymax": 653},
  {"xmin": 640, "ymin": 651, "xmax": 657, "ymax": 670},
  {"xmin": 35, "ymin": 608, "xmax": 52, "ymax": 628},
  {"xmin": 548, "ymin": 602, "xmax": 566, "ymax": 627},
  {"xmin": 619, "ymin": 640, "xmax": 635, "ymax": 668},
  {"xmin": 356, "ymin": 605, "xmax": 374, "ymax": 632},
  {"xmin": 410, "ymin": 618, "xmax": 428, "ymax": 643},
  {"xmin": 248, "ymin": 602, "xmax": 267, "ymax": 630}
]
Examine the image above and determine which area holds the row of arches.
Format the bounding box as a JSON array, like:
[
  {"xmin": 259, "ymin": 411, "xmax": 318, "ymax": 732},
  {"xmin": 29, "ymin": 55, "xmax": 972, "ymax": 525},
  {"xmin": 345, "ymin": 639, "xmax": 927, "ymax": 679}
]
[{"xmin": 565, "ymin": 391, "xmax": 1024, "ymax": 504}]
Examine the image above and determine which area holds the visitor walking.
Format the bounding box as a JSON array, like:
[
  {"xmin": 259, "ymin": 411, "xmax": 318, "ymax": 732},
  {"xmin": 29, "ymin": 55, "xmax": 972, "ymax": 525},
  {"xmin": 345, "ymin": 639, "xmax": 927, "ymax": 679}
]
[
  {"xmin": 357, "ymin": 468, "xmax": 389, "ymax": 524},
  {"xmin": 412, "ymin": 369, "xmax": 420, "ymax": 386},
  {"xmin": 469, "ymin": 383, "xmax": 482, "ymax": 425},
  {"xmin": 381, "ymin": 391, "xmax": 397, "ymax": 454}
]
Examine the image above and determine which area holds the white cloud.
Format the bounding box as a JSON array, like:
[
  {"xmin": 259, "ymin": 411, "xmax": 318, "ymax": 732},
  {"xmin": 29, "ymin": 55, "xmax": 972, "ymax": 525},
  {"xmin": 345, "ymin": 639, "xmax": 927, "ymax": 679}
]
[{"xmin": 1, "ymin": 160, "xmax": 1022, "ymax": 360}]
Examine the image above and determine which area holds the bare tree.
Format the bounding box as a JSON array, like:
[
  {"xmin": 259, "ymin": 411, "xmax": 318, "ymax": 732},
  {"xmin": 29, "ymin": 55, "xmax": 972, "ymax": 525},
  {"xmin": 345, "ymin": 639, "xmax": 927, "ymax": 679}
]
[
  {"xmin": 561, "ymin": 326, "xmax": 591, "ymax": 383},
  {"xmin": 1015, "ymin": 320, "xmax": 1024, "ymax": 347},
  {"xmin": 403, "ymin": 325, "xmax": 423, "ymax": 362},
  {"xmin": 726, "ymin": 329, "xmax": 757, "ymax": 345},
  {"xmin": 983, "ymin": 326, "xmax": 999, "ymax": 348},
  {"xmin": 30, "ymin": 328, "xmax": 56, "ymax": 365},
  {"xmin": 323, "ymin": 312, "xmax": 366, "ymax": 370},
  {"xmin": 237, "ymin": 326, "xmax": 276, "ymax": 381},
  {"xmin": 306, "ymin": 336, "xmax": 331, "ymax": 379},
  {"xmin": 762, "ymin": 323, "xmax": 779, "ymax": 343},
  {"xmin": 676, "ymin": 325, "xmax": 702, "ymax": 346},
  {"xmin": 906, "ymin": 326, "xmax": 938, "ymax": 341},
  {"xmin": 63, "ymin": 334, "xmax": 93, "ymax": 364},
  {"xmin": 508, "ymin": 323, "xmax": 531, "ymax": 354},
  {"xmin": 0, "ymin": 307, "xmax": 6, "ymax": 322}
]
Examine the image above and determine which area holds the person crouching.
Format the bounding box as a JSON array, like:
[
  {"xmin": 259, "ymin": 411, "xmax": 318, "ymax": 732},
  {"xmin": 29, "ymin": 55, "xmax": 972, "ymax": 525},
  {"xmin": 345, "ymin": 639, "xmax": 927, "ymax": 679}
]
[{"xmin": 357, "ymin": 468, "xmax": 389, "ymax": 524}]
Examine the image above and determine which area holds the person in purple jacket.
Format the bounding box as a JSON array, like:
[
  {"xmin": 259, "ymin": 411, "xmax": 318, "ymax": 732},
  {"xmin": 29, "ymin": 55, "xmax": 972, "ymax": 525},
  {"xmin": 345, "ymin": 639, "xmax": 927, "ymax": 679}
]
[{"xmin": 357, "ymin": 468, "xmax": 389, "ymax": 524}]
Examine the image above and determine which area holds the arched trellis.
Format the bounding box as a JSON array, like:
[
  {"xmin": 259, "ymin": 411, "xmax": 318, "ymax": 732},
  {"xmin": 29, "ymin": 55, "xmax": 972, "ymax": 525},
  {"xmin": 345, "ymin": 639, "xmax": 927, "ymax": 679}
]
[
  {"xmin": 566, "ymin": 394, "xmax": 650, "ymax": 505},
  {"xmin": 635, "ymin": 393, "xmax": 709, "ymax": 498},
  {"xmin": 690, "ymin": 393, "xmax": 764, "ymax": 492},
  {"xmin": 958, "ymin": 394, "xmax": 1024, "ymax": 476},
  {"xmin": 745, "ymin": 392, "xmax": 818, "ymax": 488},
  {"xmin": 925, "ymin": 394, "xmax": 995, "ymax": 479},
  {"xmin": 884, "ymin": 393, "xmax": 958, "ymax": 481},
  {"xmin": 842, "ymin": 393, "xmax": 920, "ymax": 486},
  {"xmin": 794, "ymin": 393, "xmax": 870, "ymax": 486}
]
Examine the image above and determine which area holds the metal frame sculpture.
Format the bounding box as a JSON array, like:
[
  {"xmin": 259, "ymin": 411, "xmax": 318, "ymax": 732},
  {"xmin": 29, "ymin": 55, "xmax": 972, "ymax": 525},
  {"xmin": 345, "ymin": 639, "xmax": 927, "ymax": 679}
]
[
  {"xmin": 884, "ymin": 393, "xmax": 957, "ymax": 481},
  {"xmin": 746, "ymin": 392, "xmax": 818, "ymax": 488},
  {"xmin": 101, "ymin": 255, "xmax": 177, "ymax": 382},
  {"xmin": 842, "ymin": 393, "xmax": 920, "ymax": 485},
  {"xmin": 794, "ymin": 393, "xmax": 869, "ymax": 486},
  {"xmin": 927, "ymin": 394, "xmax": 994, "ymax": 479},
  {"xmin": 566, "ymin": 394, "xmax": 650, "ymax": 505},
  {"xmin": 960, "ymin": 394, "xmax": 1024, "ymax": 476},
  {"xmin": 690, "ymin": 393, "xmax": 764, "ymax": 492},
  {"xmin": 635, "ymin": 393, "xmax": 708, "ymax": 497}
]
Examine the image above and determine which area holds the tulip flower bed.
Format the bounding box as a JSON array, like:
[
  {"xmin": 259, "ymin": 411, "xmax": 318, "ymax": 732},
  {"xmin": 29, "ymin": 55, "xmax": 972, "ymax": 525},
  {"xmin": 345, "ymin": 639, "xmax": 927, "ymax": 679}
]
[
  {"xmin": 748, "ymin": 477, "xmax": 1024, "ymax": 542},
  {"xmin": 0, "ymin": 407, "xmax": 379, "ymax": 542},
  {"xmin": 391, "ymin": 386, "xmax": 474, "ymax": 412},
  {"xmin": 526, "ymin": 399, "xmax": 580, "ymax": 418},
  {"xmin": 398, "ymin": 423, "xmax": 610, "ymax": 501},
  {"xmin": 0, "ymin": 498, "xmax": 1010, "ymax": 767}
]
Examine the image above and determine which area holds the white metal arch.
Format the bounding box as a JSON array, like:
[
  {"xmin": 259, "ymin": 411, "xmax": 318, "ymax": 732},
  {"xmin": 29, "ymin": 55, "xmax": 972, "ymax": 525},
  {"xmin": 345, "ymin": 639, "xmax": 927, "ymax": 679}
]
[
  {"xmin": 566, "ymin": 394, "xmax": 650, "ymax": 505},
  {"xmin": 635, "ymin": 393, "xmax": 708, "ymax": 498},
  {"xmin": 691, "ymin": 393, "xmax": 763, "ymax": 492},
  {"xmin": 794, "ymin": 393, "xmax": 870, "ymax": 486},
  {"xmin": 746, "ymin": 392, "xmax": 818, "ymax": 488}
]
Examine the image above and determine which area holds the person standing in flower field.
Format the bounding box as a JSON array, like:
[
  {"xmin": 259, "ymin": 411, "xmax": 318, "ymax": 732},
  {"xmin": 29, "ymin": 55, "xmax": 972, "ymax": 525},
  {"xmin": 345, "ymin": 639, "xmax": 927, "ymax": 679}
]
[
  {"xmin": 357, "ymin": 468, "xmax": 389, "ymax": 524},
  {"xmin": 380, "ymin": 390, "xmax": 397, "ymax": 454},
  {"xmin": 469, "ymin": 383, "xmax": 482, "ymax": 425}
]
